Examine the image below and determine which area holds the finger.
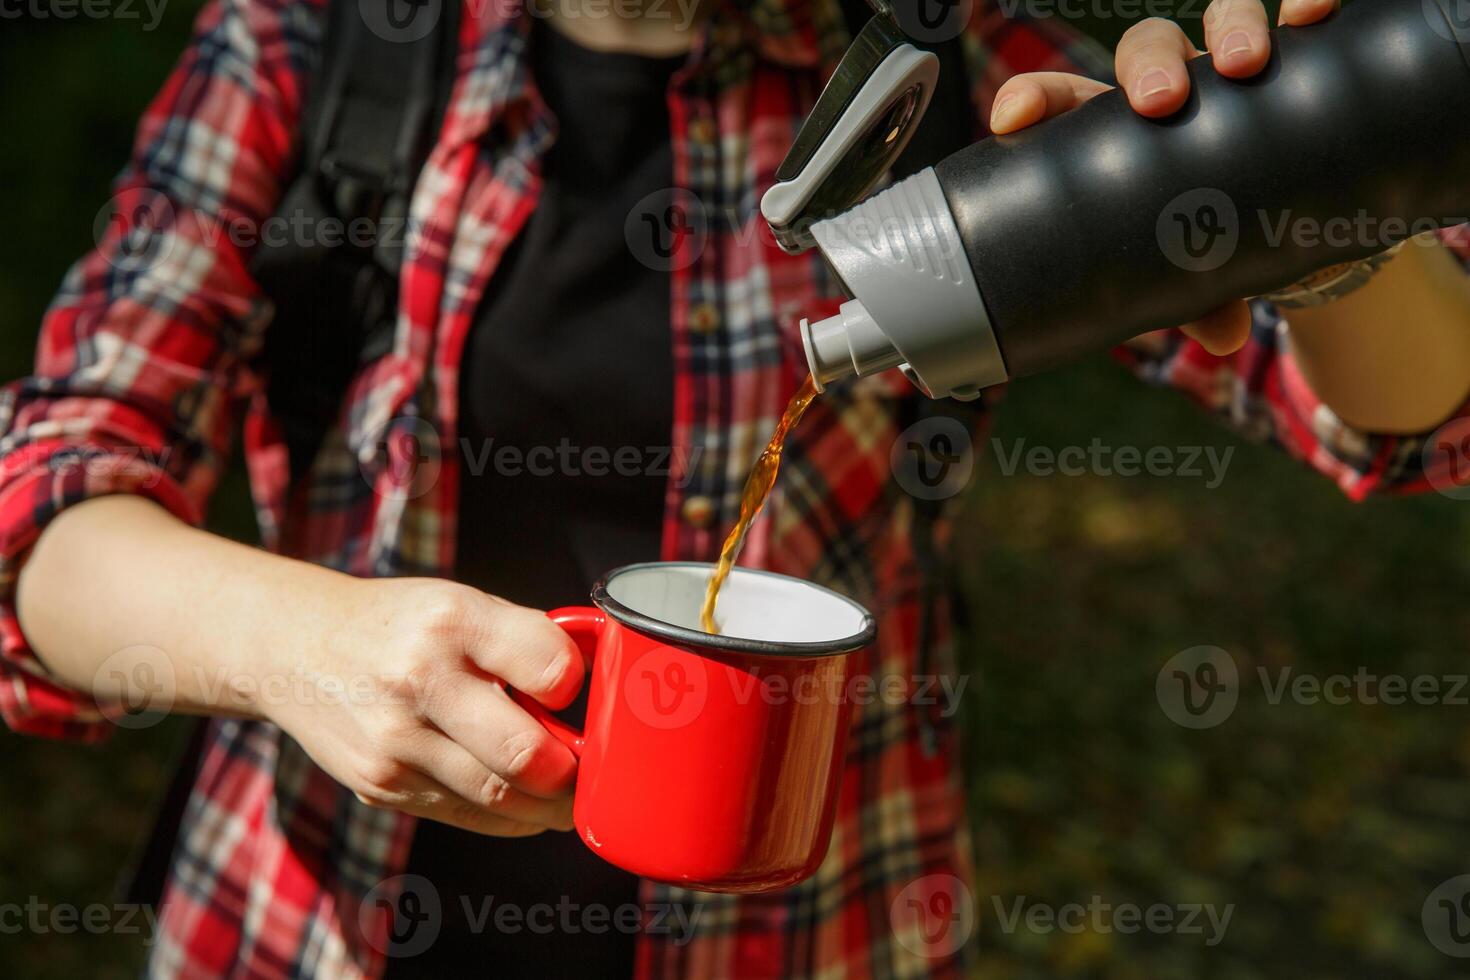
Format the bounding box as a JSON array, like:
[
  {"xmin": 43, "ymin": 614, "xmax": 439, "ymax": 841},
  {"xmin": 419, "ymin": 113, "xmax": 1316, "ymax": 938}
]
[
  {"xmin": 405, "ymin": 733, "xmax": 575, "ymax": 831},
  {"xmin": 426, "ymin": 678, "xmax": 579, "ymax": 799},
  {"xmin": 1203, "ymin": 0, "xmax": 1272, "ymax": 78},
  {"xmin": 1278, "ymin": 0, "xmax": 1338, "ymax": 27},
  {"xmin": 352, "ymin": 763, "xmax": 554, "ymax": 838},
  {"xmin": 1181, "ymin": 300, "xmax": 1253, "ymax": 355},
  {"xmin": 1115, "ymin": 17, "xmax": 1200, "ymax": 118},
  {"xmin": 461, "ymin": 595, "xmax": 585, "ymax": 708},
  {"xmin": 989, "ymin": 72, "xmax": 1115, "ymax": 134}
]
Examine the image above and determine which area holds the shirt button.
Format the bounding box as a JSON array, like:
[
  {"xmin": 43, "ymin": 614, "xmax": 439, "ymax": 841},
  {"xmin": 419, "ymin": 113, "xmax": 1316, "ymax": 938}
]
[
  {"xmin": 681, "ymin": 495, "xmax": 716, "ymax": 529},
  {"xmin": 689, "ymin": 303, "xmax": 721, "ymax": 333},
  {"xmin": 688, "ymin": 117, "xmax": 717, "ymax": 145}
]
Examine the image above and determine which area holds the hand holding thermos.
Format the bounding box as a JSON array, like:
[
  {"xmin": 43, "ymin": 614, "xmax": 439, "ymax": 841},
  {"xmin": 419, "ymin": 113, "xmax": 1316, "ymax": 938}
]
[{"xmin": 771, "ymin": 0, "xmax": 1470, "ymax": 400}]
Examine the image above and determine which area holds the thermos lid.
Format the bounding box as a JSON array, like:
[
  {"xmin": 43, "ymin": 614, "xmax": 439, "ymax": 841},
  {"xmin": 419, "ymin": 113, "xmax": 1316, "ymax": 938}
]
[{"xmin": 760, "ymin": 14, "xmax": 939, "ymax": 254}]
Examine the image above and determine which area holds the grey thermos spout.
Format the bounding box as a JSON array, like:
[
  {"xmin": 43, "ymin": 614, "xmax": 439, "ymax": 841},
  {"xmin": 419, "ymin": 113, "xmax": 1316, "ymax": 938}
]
[{"xmin": 766, "ymin": 0, "xmax": 1470, "ymax": 400}]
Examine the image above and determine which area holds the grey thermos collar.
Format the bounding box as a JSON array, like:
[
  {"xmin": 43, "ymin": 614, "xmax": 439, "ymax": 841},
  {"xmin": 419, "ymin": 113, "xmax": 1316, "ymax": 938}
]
[{"xmin": 801, "ymin": 168, "xmax": 1008, "ymax": 401}]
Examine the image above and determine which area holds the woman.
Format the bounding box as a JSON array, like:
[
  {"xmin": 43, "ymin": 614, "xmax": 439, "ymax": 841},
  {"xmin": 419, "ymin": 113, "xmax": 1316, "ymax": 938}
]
[{"xmin": 3, "ymin": 0, "xmax": 1469, "ymax": 975}]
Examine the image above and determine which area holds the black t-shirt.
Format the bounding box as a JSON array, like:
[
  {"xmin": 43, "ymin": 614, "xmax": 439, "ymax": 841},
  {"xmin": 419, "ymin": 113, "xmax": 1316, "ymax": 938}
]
[
  {"xmin": 455, "ymin": 25, "xmax": 678, "ymax": 602},
  {"xmin": 389, "ymin": 24, "xmax": 680, "ymax": 979}
]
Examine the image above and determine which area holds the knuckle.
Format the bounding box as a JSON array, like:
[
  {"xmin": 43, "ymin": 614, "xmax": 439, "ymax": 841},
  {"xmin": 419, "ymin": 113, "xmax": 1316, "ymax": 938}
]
[
  {"xmin": 1134, "ymin": 36, "xmax": 1181, "ymax": 60},
  {"xmin": 1123, "ymin": 16, "xmax": 1174, "ymax": 43},
  {"xmin": 419, "ymin": 585, "xmax": 476, "ymax": 637},
  {"xmin": 1207, "ymin": 1, "xmax": 1253, "ymax": 32},
  {"xmin": 382, "ymin": 668, "xmax": 434, "ymax": 716},
  {"xmin": 354, "ymin": 791, "xmax": 390, "ymax": 810},
  {"xmin": 497, "ymin": 731, "xmax": 545, "ymax": 782},
  {"xmin": 469, "ymin": 771, "xmax": 515, "ymax": 811},
  {"xmin": 448, "ymin": 796, "xmax": 526, "ymax": 833},
  {"xmin": 448, "ymin": 797, "xmax": 485, "ymax": 826},
  {"xmin": 377, "ymin": 711, "xmax": 425, "ymax": 747},
  {"xmin": 535, "ymin": 647, "xmax": 576, "ymax": 698},
  {"xmin": 398, "ymin": 655, "xmax": 456, "ymax": 717},
  {"xmin": 352, "ymin": 754, "xmax": 414, "ymax": 798}
]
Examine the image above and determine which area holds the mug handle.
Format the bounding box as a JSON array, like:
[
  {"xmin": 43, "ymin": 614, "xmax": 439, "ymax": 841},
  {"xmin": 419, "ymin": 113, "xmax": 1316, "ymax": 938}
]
[{"xmin": 509, "ymin": 607, "xmax": 605, "ymax": 757}]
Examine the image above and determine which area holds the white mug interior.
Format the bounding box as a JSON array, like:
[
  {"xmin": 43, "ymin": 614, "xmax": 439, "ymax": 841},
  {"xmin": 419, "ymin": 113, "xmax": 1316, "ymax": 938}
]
[{"xmin": 599, "ymin": 562, "xmax": 874, "ymax": 652}]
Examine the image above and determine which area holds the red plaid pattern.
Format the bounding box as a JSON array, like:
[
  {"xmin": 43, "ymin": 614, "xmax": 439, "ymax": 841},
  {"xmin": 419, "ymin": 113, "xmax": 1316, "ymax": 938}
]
[{"xmin": 1, "ymin": 0, "xmax": 1466, "ymax": 974}]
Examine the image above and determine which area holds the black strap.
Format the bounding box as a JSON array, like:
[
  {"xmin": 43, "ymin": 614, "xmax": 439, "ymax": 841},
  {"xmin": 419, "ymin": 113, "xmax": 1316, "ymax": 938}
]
[
  {"xmin": 312, "ymin": 0, "xmax": 456, "ymax": 278},
  {"xmin": 252, "ymin": 0, "xmax": 459, "ymax": 480},
  {"xmin": 119, "ymin": 719, "xmax": 210, "ymax": 910}
]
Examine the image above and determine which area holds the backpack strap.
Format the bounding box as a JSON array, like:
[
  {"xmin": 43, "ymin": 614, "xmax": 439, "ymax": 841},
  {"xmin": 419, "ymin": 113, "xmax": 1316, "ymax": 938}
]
[
  {"xmin": 252, "ymin": 0, "xmax": 460, "ymax": 480},
  {"xmin": 309, "ymin": 0, "xmax": 458, "ymax": 285}
]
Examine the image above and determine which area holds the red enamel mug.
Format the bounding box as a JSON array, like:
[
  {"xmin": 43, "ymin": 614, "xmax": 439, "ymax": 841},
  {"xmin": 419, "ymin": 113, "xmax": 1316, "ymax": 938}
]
[{"xmin": 514, "ymin": 562, "xmax": 876, "ymax": 893}]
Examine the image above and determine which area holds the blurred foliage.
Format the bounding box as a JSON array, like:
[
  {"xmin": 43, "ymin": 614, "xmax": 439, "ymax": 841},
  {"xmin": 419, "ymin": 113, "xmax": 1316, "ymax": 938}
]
[
  {"xmin": 957, "ymin": 360, "xmax": 1470, "ymax": 980},
  {"xmin": 2, "ymin": 0, "xmax": 1468, "ymax": 977}
]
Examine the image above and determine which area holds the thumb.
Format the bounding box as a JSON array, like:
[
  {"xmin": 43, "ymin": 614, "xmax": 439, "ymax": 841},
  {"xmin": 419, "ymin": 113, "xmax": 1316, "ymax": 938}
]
[
  {"xmin": 989, "ymin": 72, "xmax": 1115, "ymax": 135},
  {"xmin": 1181, "ymin": 300, "xmax": 1253, "ymax": 356}
]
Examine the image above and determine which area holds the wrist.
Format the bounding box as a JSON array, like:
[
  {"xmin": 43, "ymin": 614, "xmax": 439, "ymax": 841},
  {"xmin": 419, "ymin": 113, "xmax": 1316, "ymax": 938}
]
[
  {"xmin": 213, "ymin": 556, "xmax": 367, "ymax": 724},
  {"xmin": 1261, "ymin": 241, "xmax": 1407, "ymax": 310}
]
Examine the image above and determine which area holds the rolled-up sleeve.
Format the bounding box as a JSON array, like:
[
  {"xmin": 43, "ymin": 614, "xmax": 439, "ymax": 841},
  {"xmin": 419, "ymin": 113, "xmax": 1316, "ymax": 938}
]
[
  {"xmin": 0, "ymin": 0, "xmax": 312, "ymax": 738},
  {"xmin": 1117, "ymin": 228, "xmax": 1470, "ymax": 502}
]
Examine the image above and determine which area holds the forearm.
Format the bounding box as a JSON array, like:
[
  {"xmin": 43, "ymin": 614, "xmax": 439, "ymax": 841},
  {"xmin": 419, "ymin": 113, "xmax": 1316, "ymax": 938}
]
[
  {"xmin": 1282, "ymin": 237, "xmax": 1470, "ymax": 435},
  {"xmin": 15, "ymin": 495, "xmax": 357, "ymax": 718},
  {"xmin": 12, "ymin": 494, "xmax": 582, "ymax": 833}
]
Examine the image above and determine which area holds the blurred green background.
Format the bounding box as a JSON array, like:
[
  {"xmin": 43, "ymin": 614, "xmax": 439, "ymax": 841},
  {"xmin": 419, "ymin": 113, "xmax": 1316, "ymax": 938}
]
[{"xmin": 2, "ymin": 2, "xmax": 1469, "ymax": 978}]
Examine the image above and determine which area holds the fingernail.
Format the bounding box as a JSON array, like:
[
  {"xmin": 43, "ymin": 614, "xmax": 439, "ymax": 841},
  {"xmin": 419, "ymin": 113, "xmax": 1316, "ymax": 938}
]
[
  {"xmin": 990, "ymin": 94, "xmax": 1020, "ymax": 131},
  {"xmin": 1220, "ymin": 30, "xmax": 1254, "ymax": 63},
  {"xmin": 1137, "ymin": 69, "xmax": 1173, "ymax": 100}
]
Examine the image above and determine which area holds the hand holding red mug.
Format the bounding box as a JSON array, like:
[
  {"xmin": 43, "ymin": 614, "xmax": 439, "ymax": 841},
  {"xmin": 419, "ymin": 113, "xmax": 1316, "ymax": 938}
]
[
  {"xmin": 22, "ymin": 498, "xmax": 877, "ymax": 891},
  {"xmin": 20, "ymin": 496, "xmax": 589, "ymax": 838},
  {"xmin": 262, "ymin": 577, "xmax": 589, "ymax": 837}
]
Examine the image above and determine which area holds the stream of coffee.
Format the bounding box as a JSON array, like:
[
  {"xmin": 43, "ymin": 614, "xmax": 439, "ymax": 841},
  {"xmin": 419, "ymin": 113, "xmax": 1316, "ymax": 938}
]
[{"xmin": 700, "ymin": 375, "xmax": 821, "ymax": 634}]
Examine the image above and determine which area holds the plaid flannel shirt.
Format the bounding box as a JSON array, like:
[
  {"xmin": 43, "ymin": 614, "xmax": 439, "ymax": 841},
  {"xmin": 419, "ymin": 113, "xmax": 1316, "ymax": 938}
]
[{"xmin": 1, "ymin": 0, "xmax": 1467, "ymax": 974}]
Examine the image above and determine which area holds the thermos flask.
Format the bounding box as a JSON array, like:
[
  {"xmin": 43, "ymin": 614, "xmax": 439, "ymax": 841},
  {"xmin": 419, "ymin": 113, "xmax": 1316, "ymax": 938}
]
[{"xmin": 762, "ymin": 0, "xmax": 1470, "ymax": 399}]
